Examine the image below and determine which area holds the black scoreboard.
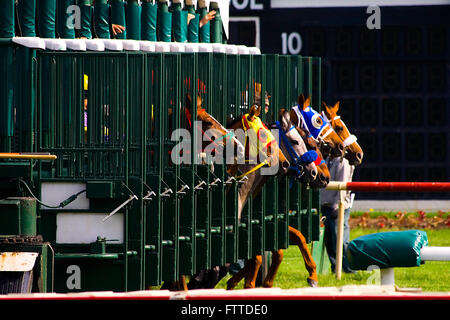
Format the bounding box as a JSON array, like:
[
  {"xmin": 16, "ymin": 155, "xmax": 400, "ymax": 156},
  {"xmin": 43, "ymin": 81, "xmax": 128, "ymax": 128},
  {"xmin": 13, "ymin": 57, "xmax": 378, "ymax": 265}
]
[{"xmin": 228, "ymin": 1, "xmax": 450, "ymax": 200}]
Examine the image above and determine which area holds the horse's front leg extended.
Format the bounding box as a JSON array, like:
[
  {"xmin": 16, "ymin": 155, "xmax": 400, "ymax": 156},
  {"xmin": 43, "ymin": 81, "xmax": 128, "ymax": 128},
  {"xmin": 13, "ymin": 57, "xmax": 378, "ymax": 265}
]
[
  {"xmin": 262, "ymin": 249, "xmax": 283, "ymax": 288},
  {"xmin": 243, "ymin": 255, "xmax": 263, "ymax": 289}
]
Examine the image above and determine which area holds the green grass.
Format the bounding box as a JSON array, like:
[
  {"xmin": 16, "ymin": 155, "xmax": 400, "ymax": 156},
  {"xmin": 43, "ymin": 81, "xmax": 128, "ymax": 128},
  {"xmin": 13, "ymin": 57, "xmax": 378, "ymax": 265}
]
[{"xmin": 214, "ymin": 227, "xmax": 450, "ymax": 292}]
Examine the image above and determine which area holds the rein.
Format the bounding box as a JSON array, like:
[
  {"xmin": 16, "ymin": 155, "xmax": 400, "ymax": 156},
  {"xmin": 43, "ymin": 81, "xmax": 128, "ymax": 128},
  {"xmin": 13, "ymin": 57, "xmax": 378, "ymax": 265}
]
[{"xmin": 234, "ymin": 114, "xmax": 274, "ymax": 179}]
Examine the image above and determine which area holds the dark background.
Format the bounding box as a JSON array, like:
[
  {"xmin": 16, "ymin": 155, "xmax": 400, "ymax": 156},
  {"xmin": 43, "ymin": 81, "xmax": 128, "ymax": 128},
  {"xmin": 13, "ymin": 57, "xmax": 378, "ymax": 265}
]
[{"xmin": 228, "ymin": 2, "xmax": 450, "ymax": 200}]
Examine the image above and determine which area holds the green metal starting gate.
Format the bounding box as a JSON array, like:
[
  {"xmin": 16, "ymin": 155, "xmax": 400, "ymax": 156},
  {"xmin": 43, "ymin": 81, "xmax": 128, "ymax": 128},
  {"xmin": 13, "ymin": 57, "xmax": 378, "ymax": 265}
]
[
  {"xmin": 0, "ymin": 1, "xmax": 323, "ymax": 293},
  {"xmin": 0, "ymin": 42, "xmax": 322, "ymax": 292}
]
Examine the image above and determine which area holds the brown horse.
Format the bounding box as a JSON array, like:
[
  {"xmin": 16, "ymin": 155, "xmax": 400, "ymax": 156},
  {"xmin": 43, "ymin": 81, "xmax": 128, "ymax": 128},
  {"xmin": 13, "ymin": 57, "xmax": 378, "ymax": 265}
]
[
  {"xmin": 294, "ymin": 94, "xmax": 345, "ymax": 160},
  {"xmin": 321, "ymin": 101, "xmax": 364, "ymax": 166},
  {"xmin": 160, "ymin": 93, "xmax": 246, "ymax": 291},
  {"xmin": 226, "ymin": 108, "xmax": 323, "ymax": 289}
]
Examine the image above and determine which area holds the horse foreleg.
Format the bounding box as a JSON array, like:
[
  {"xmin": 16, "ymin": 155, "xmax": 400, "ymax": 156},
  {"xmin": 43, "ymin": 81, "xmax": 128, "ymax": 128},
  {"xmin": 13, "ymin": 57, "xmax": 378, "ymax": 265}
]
[
  {"xmin": 178, "ymin": 275, "xmax": 188, "ymax": 291},
  {"xmin": 288, "ymin": 226, "xmax": 318, "ymax": 286},
  {"xmin": 262, "ymin": 249, "xmax": 283, "ymax": 288},
  {"xmin": 227, "ymin": 257, "xmax": 262, "ymax": 290},
  {"xmin": 243, "ymin": 255, "xmax": 262, "ymax": 289}
]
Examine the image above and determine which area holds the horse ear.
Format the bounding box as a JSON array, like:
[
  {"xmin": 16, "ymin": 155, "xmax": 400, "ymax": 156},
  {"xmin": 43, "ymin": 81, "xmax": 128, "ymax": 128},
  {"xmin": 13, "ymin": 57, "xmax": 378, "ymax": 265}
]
[
  {"xmin": 289, "ymin": 108, "xmax": 298, "ymax": 126},
  {"xmin": 248, "ymin": 104, "xmax": 260, "ymax": 121},
  {"xmin": 303, "ymin": 96, "xmax": 311, "ymax": 110},
  {"xmin": 185, "ymin": 93, "xmax": 192, "ymax": 111},
  {"xmin": 325, "ymin": 101, "xmax": 339, "ymax": 118},
  {"xmin": 196, "ymin": 93, "xmax": 202, "ymax": 110},
  {"xmin": 333, "ymin": 101, "xmax": 340, "ymax": 113},
  {"xmin": 297, "ymin": 93, "xmax": 305, "ymax": 106}
]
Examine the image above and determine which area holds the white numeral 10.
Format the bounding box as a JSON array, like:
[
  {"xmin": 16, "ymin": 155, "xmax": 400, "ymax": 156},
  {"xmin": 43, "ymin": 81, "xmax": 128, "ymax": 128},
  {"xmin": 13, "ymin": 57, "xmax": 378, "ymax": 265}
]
[{"xmin": 281, "ymin": 32, "xmax": 302, "ymax": 54}]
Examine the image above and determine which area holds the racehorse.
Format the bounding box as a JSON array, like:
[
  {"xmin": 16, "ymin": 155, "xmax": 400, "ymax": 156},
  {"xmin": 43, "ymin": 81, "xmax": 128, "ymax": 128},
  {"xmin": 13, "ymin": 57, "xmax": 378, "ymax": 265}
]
[
  {"xmin": 160, "ymin": 93, "xmax": 247, "ymax": 291},
  {"xmin": 164, "ymin": 94, "xmax": 290, "ymax": 291},
  {"xmin": 293, "ymin": 94, "xmax": 345, "ymax": 160},
  {"xmin": 321, "ymin": 101, "xmax": 363, "ymax": 166},
  {"xmin": 225, "ymin": 107, "xmax": 323, "ymax": 289}
]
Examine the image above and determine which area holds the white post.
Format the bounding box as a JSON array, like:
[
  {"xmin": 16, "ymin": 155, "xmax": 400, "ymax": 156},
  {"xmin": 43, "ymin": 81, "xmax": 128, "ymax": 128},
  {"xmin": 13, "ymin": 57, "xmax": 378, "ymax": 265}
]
[
  {"xmin": 380, "ymin": 268, "xmax": 395, "ymax": 285},
  {"xmin": 335, "ymin": 190, "xmax": 345, "ymax": 280}
]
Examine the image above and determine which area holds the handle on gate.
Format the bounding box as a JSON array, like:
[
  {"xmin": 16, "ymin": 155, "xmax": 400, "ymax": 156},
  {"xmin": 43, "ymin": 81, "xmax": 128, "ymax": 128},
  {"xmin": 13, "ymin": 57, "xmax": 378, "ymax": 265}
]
[
  {"xmin": 237, "ymin": 176, "xmax": 248, "ymax": 184},
  {"xmin": 143, "ymin": 190, "xmax": 156, "ymax": 201},
  {"xmin": 160, "ymin": 187, "xmax": 173, "ymax": 197},
  {"xmin": 177, "ymin": 184, "xmax": 190, "ymax": 195},
  {"xmin": 209, "ymin": 177, "xmax": 221, "ymax": 187},
  {"xmin": 103, "ymin": 194, "xmax": 138, "ymax": 222},
  {"xmin": 194, "ymin": 180, "xmax": 206, "ymax": 190},
  {"xmin": 225, "ymin": 176, "xmax": 236, "ymax": 185}
]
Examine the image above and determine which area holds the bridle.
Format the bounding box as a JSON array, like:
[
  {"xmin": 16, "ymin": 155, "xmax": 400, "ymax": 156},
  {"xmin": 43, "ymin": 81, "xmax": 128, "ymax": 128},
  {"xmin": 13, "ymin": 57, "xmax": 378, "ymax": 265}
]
[
  {"xmin": 321, "ymin": 112, "xmax": 358, "ymax": 160},
  {"xmin": 292, "ymin": 104, "xmax": 335, "ymax": 150},
  {"xmin": 275, "ymin": 120, "xmax": 324, "ymax": 181}
]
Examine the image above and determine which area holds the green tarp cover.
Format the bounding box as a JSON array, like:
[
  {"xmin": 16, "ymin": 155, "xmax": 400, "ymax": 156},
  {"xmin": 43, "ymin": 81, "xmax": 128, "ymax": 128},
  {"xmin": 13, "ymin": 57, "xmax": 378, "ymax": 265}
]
[
  {"xmin": 57, "ymin": 0, "xmax": 76, "ymax": 39},
  {"xmin": 187, "ymin": 13, "xmax": 199, "ymax": 43},
  {"xmin": 94, "ymin": 1, "xmax": 110, "ymax": 39},
  {"xmin": 157, "ymin": 11, "xmax": 172, "ymax": 42},
  {"xmin": 347, "ymin": 230, "xmax": 429, "ymax": 270},
  {"xmin": 197, "ymin": 7, "xmax": 210, "ymax": 43},
  {"xmin": 141, "ymin": 2, "xmax": 157, "ymax": 41},
  {"xmin": 0, "ymin": 0, "xmax": 14, "ymax": 38},
  {"xmin": 78, "ymin": 3, "xmax": 93, "ymax": 38},
  {"xmin": 126, "ymin": 0, "xmax": 141, "ymax": 40},
  {"xmin": 111, "ymin": 0, "xmax": 126, "ymax": 39},
  {"xmin": 37, "ymin": 0, "xmax": 56, "ymax": 38},
  {"xmin": 172, "ymin": 10, "xmax": 187, "ymax": 42},
  {"xmin": 210, "ymin": 6, "xmax": 222, "ymax": 43},
  {"xmin": 17, "ymin": 0, "xmax": 37, "ymax": 37}
]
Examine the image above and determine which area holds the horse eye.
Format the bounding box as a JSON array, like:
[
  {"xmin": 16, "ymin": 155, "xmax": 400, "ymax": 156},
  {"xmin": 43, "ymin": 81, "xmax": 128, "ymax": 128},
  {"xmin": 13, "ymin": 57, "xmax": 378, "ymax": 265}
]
[
  {"xmin": 291, "ymin": 140, "xmax": 299, "ymax": 145},
  {"xmin": 335, "ymin": 126, "xmax": 343, "ymax": 132}
]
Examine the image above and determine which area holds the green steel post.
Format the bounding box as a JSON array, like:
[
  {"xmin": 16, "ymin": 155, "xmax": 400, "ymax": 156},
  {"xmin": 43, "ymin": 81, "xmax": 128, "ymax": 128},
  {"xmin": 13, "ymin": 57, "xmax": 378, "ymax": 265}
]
[
  {"xmin": 0, "ymin": 42, "xmax": 13, "ymax": 152},
  {"xmin": 17, "ymin": 0, "xmax": 37, "ymax": 37},
  {"xmin": 111, "ymin": 0, "xmax": 127, "ymax": 39},
  {"xmin": 94, "ymin": 0, "xmax": 110, "ymax": 38},
  {"xmin": 37, "ymin": 0, "xmax": 56, "ymax": 38},
  {"xmin": 141, "ymin": 0, "xmax": 157, "ymax": 41},
  {"xmin": 126, "ymin": 0, "xmax": 141, "ymax": 40}
]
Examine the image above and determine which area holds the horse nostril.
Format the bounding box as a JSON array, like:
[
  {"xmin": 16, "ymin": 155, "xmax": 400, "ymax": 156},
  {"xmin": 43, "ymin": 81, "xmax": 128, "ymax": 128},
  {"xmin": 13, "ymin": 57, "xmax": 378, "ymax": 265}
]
[
  {"xmin": 282, "ymin": 161, "xmax": 290, "ymax": 170},
  {"xmin": 319, "ymin": 172, "xmax": 327, "ymax": 183},
  {"xmin": 338, "ymin": 143, "xmax": 345, "ymax": 152}
]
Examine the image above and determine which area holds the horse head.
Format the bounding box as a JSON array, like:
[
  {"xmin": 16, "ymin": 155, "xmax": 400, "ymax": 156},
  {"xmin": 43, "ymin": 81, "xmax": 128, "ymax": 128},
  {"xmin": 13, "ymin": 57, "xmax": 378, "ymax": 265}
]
[
  {"xmin": 322, "ymin": 101, "xmax": 364, "ymax": 166},
  {"xmin": 293, "ymin": 94, "xmax": 345, "ymax": 159},
  {"xmin": 276, "ymin": 108, "xmax": 318, "ymax": 183},
  {"xmin": 184, "ymin": 93, "xmax": 245, "ymax": 164},
  {"xmin": 227, "ymin": 104, "xmax": 290, "ymax": 221},
  {"xmin": 293, "ymin": 124, "xmax": 331, "ymax": 188}
]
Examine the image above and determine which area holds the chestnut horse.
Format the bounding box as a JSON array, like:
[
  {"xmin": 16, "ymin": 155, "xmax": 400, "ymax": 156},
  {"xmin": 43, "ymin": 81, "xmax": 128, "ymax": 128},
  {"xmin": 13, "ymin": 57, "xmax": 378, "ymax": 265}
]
[
  {"xmin": 160, "ymin": 93, "xmax": 247, "ymax": 291},
  {"xmin": 321, "ymin": 101, "xmax": 364, "ymax": 166},
  {"xmin": 226, "ymin": 108, "xmax": 324, "ymax": 289}
]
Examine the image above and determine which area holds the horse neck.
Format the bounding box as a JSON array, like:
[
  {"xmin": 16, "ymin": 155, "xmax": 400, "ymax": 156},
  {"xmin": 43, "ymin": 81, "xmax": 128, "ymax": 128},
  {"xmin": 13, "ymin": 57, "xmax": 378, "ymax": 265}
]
[{"xmin": 237, "ymin": 169, "xmax": 268, "ymax": 222}]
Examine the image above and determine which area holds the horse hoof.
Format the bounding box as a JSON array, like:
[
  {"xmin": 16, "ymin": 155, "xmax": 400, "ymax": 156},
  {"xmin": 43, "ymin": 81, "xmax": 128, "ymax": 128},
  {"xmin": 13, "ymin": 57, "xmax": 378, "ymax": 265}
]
[
  {"xmin": 307, "ymin": 279, "xmax": 318, "ymax": 287},
  {"xmin": 226, "ymin": 280, "xmax": 236, "ymax": 290}
]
